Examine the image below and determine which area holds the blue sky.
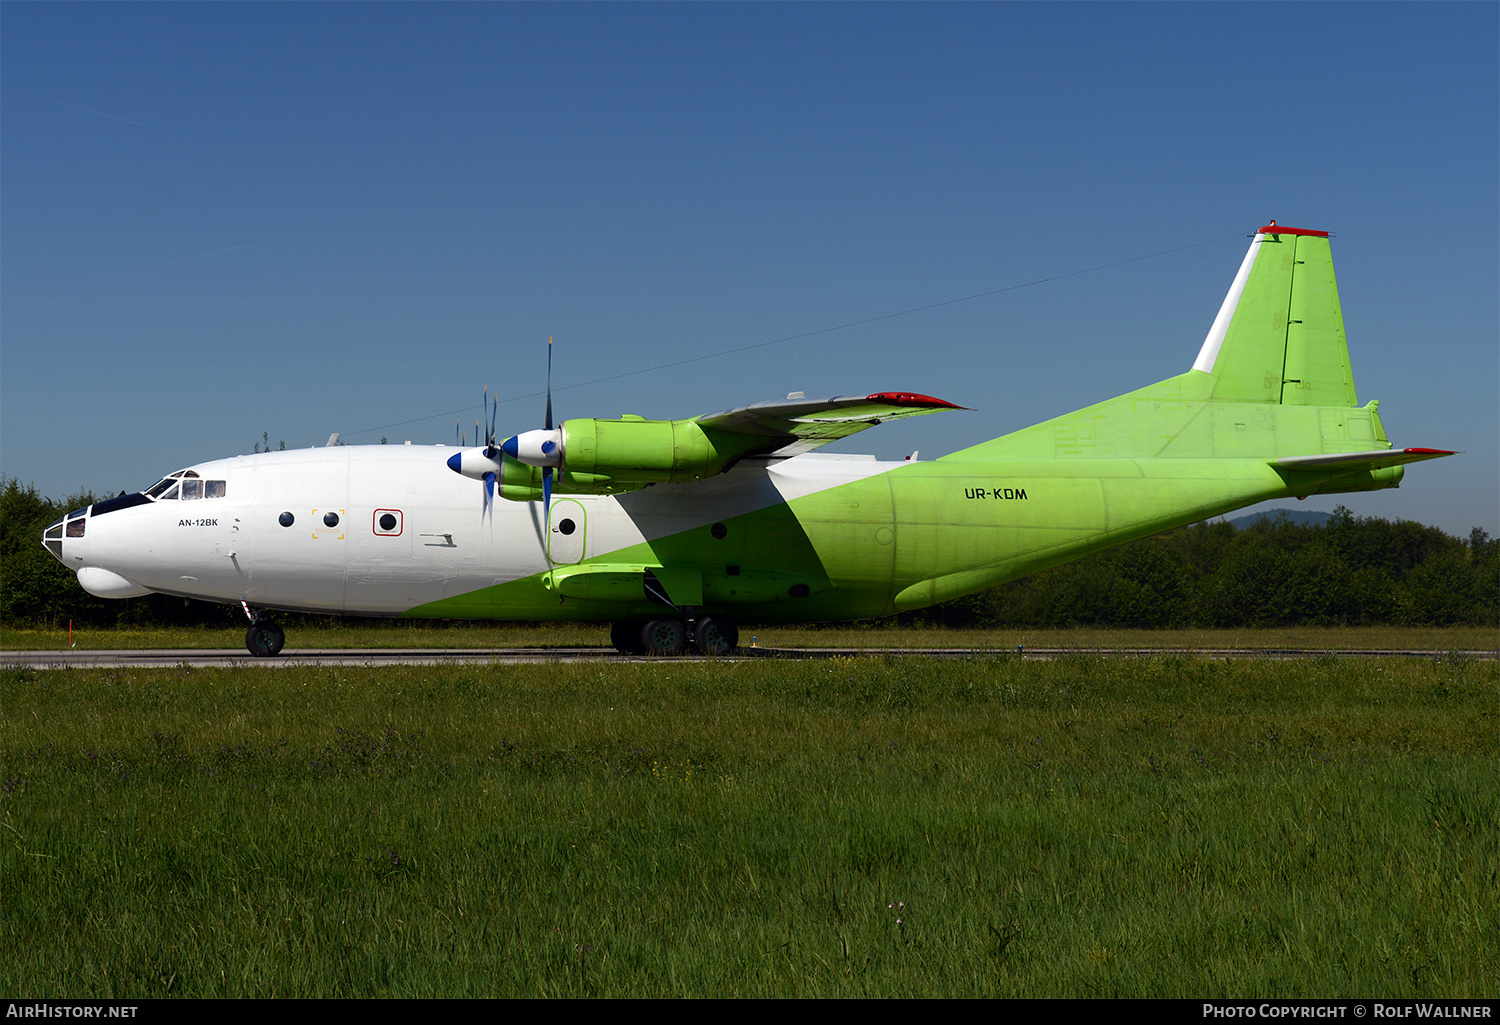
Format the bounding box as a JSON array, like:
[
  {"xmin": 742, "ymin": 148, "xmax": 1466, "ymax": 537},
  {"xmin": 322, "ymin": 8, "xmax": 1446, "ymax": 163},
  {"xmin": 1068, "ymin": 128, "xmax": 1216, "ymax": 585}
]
[{"xmin": 3, "ymin": 2, "xmax": 1496, "ymax": 537}]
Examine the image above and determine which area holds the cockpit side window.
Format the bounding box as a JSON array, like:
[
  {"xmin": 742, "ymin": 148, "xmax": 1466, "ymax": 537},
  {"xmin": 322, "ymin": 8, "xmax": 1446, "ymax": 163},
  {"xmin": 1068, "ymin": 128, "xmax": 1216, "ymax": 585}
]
[{"xmin": 181, "ymin": 479, "xmax": 202, "ymax": 500}]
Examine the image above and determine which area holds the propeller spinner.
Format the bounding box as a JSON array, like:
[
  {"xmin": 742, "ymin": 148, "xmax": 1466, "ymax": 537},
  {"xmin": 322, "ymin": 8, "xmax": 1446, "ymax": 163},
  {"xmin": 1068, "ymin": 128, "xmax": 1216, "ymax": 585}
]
[{"xmin": 445, "ymin": 387, "xmax": 503, "ymax": 519}]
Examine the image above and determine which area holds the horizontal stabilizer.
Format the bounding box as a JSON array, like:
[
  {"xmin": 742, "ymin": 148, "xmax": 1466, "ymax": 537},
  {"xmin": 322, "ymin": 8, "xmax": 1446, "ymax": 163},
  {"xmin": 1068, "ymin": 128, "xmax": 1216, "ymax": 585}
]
[{"xmin": 1273, "ymin": 447, "xmax": 1455, "ymax": 471}]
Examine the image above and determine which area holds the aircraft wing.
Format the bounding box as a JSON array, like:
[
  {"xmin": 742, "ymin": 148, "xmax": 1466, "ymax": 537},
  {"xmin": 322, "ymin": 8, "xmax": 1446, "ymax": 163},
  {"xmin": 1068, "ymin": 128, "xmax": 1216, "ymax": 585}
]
[{"xmin": 695, "ymin": 392, "xmax": 969, "ymax": 458}]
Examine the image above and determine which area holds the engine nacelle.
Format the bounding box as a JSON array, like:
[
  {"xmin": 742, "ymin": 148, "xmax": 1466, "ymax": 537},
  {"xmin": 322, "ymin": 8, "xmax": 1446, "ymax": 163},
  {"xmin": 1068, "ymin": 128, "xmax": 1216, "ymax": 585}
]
[
  {"xmin": 496, "ymin": 455, "xmax": 639, "ymax": 502},
  {"xmin": 495, "ymin": 416, "xmax": 765, "ymax": 499},
  {"xmin": 447, "ymin": 447, "xmax": 636, "ymax": 501},
  {"xmin": 557, "ymin": 416, "xmax": 761, "ymax": 483}
]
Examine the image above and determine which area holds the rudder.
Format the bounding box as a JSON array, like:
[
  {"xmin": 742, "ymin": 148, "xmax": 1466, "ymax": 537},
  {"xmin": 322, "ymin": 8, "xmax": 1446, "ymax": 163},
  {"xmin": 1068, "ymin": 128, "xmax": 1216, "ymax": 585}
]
[{"xmin": 1192, "ymin": 224, "xmax": 1358, "ymax": 407}]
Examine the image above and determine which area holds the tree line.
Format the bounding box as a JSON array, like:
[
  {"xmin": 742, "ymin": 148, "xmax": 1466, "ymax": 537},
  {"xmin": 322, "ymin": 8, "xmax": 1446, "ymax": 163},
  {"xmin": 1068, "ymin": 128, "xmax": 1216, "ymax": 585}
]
[
  {"xmin": 902, "ymin": 508, "xmax": 1498, "ymax": 628},
  {"xmin": 3, "ymin": 475, "xmax": 1495, "ymax": 629}
]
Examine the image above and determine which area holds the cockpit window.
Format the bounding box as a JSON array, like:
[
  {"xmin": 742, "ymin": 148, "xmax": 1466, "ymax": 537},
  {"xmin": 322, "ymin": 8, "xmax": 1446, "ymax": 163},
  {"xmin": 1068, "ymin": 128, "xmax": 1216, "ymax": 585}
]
[{"xmin": 145, "ymin": 472, "xmax": 225, "ymax": 501}]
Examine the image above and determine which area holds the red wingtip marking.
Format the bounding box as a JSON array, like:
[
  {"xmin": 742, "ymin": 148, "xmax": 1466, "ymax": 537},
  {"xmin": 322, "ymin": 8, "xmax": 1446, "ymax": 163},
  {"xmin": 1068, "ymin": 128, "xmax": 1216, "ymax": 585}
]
[
  {"xmin": 1257, "ymin": 224, "xmax": 1330, "ymax": 237},
  {"xmin": 867, "ymin": 392, "xmax": 966, "ymax": 409},
  {"xmin": 1402, "ymin": 448, "xmax": 1456, "ymax": 456}
]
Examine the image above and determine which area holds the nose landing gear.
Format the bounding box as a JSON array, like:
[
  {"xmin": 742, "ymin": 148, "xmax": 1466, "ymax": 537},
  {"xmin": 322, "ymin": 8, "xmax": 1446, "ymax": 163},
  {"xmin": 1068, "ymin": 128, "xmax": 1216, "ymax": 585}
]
[
  {"xmin": 240, "ymin": 600, "xmax": 285, "ymax": 657},
  {"xmin": 246, "ymin": 620, "xmax": 286, "ymax": 657}
]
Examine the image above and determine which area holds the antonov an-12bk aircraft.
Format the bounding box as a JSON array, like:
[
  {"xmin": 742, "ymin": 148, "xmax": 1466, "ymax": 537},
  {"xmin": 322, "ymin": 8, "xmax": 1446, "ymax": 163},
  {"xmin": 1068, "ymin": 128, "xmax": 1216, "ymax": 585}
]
[{"xmin": 44, "ymin": 225, "xmax": 1452, "ymax": 656}]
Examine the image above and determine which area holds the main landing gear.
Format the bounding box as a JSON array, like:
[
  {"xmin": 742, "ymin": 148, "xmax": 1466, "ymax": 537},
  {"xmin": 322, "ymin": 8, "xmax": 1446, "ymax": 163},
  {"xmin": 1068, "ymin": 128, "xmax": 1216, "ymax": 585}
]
[
  {"xmin": 240, "ymin": 601, "xmax": 285, "ymax": 657},
  {"xmin": 611, "ymin": 615, "xmax": 739, "ymax": 656}
]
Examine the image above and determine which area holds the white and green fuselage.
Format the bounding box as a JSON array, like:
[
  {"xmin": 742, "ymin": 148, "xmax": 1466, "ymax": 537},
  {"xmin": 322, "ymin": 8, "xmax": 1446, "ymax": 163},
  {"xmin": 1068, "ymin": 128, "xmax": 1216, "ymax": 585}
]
[{"xmin": 47, "ymin": 226, "xmax": 1451, "ymax": 636}]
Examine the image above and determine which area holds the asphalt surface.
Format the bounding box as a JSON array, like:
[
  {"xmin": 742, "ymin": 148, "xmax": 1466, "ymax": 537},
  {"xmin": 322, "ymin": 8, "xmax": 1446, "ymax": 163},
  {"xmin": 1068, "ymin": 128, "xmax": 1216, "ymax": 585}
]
[{"xmin": 3, "ymin": 646, "xmax": 1494, "ymax": 668}]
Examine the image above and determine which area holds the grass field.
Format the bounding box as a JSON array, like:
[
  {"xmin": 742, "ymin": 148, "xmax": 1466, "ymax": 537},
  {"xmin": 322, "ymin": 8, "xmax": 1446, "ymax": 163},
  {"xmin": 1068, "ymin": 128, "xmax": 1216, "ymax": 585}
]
[
  {"xmin": 2, "ymin": 653, "xmax": 1494, "ymax": 997},
  {"xmin": 2, "ymin": 621, "xmax": 1496, "ymax": 652}
]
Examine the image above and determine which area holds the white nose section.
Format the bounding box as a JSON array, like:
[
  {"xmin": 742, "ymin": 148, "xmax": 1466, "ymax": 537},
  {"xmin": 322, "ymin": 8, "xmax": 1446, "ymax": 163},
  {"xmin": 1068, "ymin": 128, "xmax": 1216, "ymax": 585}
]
[
  {"xmin": 502, "ymin": 429, "xmax": 563, "ymax": 468},
  {"xmin": 77, "ymin": 567, "xmax": 153, "ymax": 598}
]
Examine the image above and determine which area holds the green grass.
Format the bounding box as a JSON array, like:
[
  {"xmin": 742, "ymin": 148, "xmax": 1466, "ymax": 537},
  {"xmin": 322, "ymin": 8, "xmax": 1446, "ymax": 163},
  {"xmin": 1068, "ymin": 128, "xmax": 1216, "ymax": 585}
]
[
  {"xmin": 747, "ymin": 623, "xmax": 1500, "ymax": 652},
  {"xmin": 2, "ymin": 654, "xmax": 1494, "ymax": 997},
  {"xmin": 3, "ymin": 621, "xmax": 1496, "ymax": 651}
]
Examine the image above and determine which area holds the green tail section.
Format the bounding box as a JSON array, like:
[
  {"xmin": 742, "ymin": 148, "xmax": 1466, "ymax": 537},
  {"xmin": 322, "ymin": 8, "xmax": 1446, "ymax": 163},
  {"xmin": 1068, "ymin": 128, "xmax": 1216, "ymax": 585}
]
[
  {"xmin": 948, "ymin": 225, "xmax": 1380, "ymax": 465},
  {"xmin": 1195, "ymin": 226, "xmax": 1358, "ymax": 407},
  {"xmin": 880, "ymin": 226, "xmax": 1423, "ymax": 612}
]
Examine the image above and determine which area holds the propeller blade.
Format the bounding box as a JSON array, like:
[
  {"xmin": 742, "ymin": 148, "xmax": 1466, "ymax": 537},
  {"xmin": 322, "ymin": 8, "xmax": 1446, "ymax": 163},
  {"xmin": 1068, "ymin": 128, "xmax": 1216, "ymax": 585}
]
[
  {"xmin": 542, "ymin": 466, "xmax": 553, "ymax": 537},
  {"xmin": 483, "ymin": 471, "xmax": 496, "ymax": 521},
  {"xmin": 544, "ymin": 336, "xmax": 553, "ymax": 431},
  {"xmin": 479, "ymin": 337, "xmax": 563, "ymax": 527},
  {"xmin": 502, "ymin": 337, "xmax": 565, "ymax": 470}
]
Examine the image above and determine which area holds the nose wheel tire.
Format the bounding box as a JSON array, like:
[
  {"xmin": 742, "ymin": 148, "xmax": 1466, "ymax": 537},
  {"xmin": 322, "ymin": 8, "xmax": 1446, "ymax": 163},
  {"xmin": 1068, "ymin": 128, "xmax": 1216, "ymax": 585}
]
[{"xmin": 246, "ymin": 620, "xmax": 285, "ymax": 657}]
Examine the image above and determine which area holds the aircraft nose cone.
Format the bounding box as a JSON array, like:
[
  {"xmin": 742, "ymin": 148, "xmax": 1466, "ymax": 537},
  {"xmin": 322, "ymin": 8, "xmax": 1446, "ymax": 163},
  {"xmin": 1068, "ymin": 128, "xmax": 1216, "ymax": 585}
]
[{"xmin": 446, "ymin": 452, "xmax": 463, "ymax": 474}]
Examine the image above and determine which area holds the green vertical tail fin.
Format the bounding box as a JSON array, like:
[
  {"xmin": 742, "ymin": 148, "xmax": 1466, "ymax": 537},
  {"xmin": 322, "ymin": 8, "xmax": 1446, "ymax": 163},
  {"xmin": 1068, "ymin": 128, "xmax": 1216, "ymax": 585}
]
[
  {"xmin": 1191, "ymin": 223, "xmax": 1358, "ymax": 407},
  {"xmin": 945, "ymin": 223, "xmax": 1381, "ymax": 464}
]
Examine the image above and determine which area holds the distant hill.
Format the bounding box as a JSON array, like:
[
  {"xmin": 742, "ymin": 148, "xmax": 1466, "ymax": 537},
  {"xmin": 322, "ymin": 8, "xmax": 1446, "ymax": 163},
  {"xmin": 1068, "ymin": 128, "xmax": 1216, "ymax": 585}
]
[{"xmin": 1227, "ymin": 509, "xmax": 1333, "ymax": 530}]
